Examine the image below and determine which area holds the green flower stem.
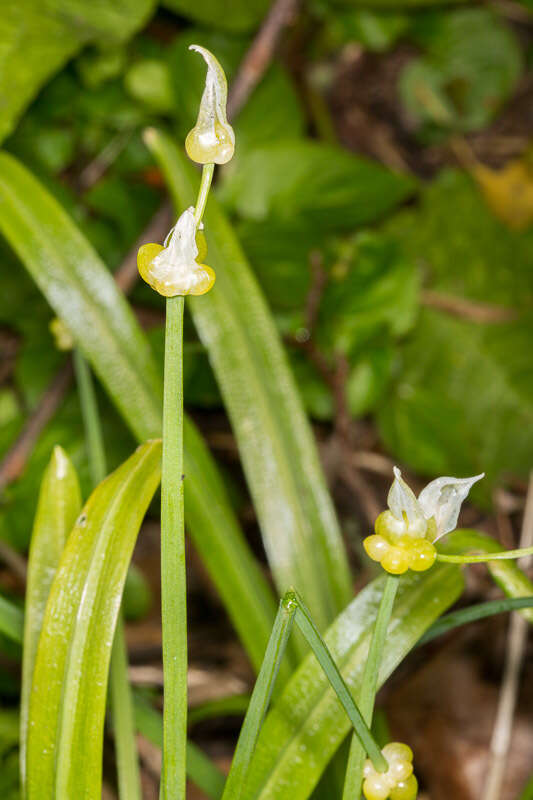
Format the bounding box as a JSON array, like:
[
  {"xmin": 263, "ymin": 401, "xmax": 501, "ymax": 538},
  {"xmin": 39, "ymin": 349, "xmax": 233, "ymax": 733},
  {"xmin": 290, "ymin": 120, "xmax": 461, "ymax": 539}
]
[
  {"xmin": 222, "ymin": 596, "xmax": 296, "ymax": 800},
  {"xmin": 73, "ymin": 348, "xmax": 141, "ymax": 800},
  {"xmin": 342, "ymin": 574, "xmax": 399, "ymax": 799},
  {"xmin": 193, "ymin": 163, "xmax": 214, "ymax": 226},
  {"xmin": 161, "ymin": 294, "xmax": 186, "ymax": 800},
  {"xmin": 293, "ymin": 590, "xmax": 388, "ymax": 773},
  {"xmin": 160, "ymin": 160, "xmax": 215, "ymax": 800},
  {"xmin": 437, "ymin": 546, "xmax": 533, "ymax": 564}
]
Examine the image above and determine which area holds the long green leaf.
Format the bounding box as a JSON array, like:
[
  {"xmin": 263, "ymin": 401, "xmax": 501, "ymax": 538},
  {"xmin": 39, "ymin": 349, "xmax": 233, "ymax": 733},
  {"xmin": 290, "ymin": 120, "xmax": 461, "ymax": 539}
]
[
  {"xmin": 20, "ymin": 446, "xmax": 82, "ymax": 796},
  {"xmin": 0, "ymin": 151, "xmax": 281, "ymax": 678},
  {"xmin": 242, "ymin": 564, "xmax": 464, "ymax": 800},
  {"xmin": 26, "ymin": 440, "xmax": 162, "ymax": 800},
  {"xmin": 146, "ymin": 129, "xmax": 352, "ymax": 632},
  {"xmin": 419, "ymin": 596, "xmax": 533, "ymax": 644},
  {"xmin": 0, "ymin": 595, "xmax": 23, "ymax": 644},
  {"xmin": 442, "ymin": 529, "xmax": 533, "ymax": 623}
]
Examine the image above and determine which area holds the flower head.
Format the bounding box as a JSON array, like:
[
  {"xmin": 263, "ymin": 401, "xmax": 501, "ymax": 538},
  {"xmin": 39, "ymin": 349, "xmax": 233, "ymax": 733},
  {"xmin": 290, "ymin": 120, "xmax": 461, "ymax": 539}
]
[
  {"xmin": 137, "ymin": 207, "xmax": 215, "ymax": 297},
  {"xmin": 364, "ymin": 467, "xmax": 484, "ymax": 575},
  {"xmin": 363, "ymin": 742, "xmax": 418, "ymax": 800},
  {"xmin": 185, "ymin": 45, "xmax": 235, "ymax": 165}
]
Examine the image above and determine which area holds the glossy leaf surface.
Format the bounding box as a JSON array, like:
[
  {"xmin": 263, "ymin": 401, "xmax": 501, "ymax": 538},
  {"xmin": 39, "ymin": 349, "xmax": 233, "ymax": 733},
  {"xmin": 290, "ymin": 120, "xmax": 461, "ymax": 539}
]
[
  {"xmin": 20, "ymin": 446, "xmax": 82, "ymax": 795},
  {"xmin": 26, "ymin": 440, "xmax": 161, "ymax": 799},
  {"xmin": 242, "ymin": 564, "xmax": 463, "ymax": 799},
  {"xmin": 0, "ymin": 151, "xmax": 280, "ymax": 677},
  {"xmin": 147, "ymin": 129, "xmax": 352, "ymax": 632}
]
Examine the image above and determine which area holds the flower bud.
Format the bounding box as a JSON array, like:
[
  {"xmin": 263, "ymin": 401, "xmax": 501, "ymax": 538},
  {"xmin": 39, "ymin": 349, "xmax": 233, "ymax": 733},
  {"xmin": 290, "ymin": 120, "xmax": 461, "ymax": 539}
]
[
  {"xmin": 185, "ymin": 45, "xmax": 235, "ymax": 165},
  {"xmin": 137, "ymin": 207, "xmax": 215, "ymax": 297}
]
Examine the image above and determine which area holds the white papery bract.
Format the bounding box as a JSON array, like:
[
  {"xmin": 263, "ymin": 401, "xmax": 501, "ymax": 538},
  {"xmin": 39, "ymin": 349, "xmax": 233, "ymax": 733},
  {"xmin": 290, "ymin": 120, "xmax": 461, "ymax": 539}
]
[{"xmin": 388, "ymin": 467, "xmax": 484, "ymax": 541}]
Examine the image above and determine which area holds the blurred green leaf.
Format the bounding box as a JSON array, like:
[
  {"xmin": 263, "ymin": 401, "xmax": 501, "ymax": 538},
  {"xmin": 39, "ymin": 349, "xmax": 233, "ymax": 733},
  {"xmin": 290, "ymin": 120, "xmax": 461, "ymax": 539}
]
[
  {"xmin": 386, "ymin": 169, "xmax": 533, "ymax": 309},
  {"xmin": 0, "ymin": 0, "xmax": 156, "ymax": 143},
  {"xmin": 26, "ymin": 441, "xmax": 161, "ymax": 799},
  {"xmin": 0, "ymin": 595, "xmax": 23, "ymax": 644},
  {"xmin": 219, "ymin": 140, "xmax": 416, "ymax": 232},
  {"xmin": 399, "ymin": 9, "xmax": 523, "ymax": 135},
  {"xmin": 20, "ymin": 446, "xmax": 82, "ymax": 795},
  {"xmin": 378, "ymin": 311, "xmax": 533, "ymax": 497},
  {"xmin": 320, "ymin": 9, "xmax": 410, "ymax": 53},
  {"xmin": 316, "ymin": 232, "xmax": 419, "ymax": 356},
  {"xmin": 244, "ymin": 565, "xmax": 463, "ymax": 800},
  {"xmin": 122, "ymin": 562, "xmax": 152, "ymax": 621},
  {"xmin": 148, "ymin": 129, "xmax": 353, "ymax": 633},
  {"xmin": 124, "ymin": 59, "xmax": 174, "ymax": 112},
  {"xmin": 162, "ymin": 0, "xmax": 270, "ymax": 33}
]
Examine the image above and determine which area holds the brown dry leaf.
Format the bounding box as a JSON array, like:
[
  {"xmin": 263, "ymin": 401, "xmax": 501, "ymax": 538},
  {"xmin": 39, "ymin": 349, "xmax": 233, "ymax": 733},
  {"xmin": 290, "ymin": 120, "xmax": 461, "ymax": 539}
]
[{"xmin": 473, "ymin": 158, "xmax": 533, "ymax": 231}]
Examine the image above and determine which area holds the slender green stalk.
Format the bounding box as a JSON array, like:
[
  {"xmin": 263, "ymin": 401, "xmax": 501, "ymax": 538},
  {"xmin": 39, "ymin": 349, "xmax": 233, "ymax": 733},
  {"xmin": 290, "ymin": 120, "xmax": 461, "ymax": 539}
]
[
  {"xmin": 293, "ymin": 591, "xmax": 388, "ymax": 772},
  {"xmin": 437, "ymin": 546, "xmax": 533, "ymax": 564},
  {"xmin": 193, "ymin": 163, "xmax": 214, "ymax": 226},
  {"xmin": 161, "ymin": 295, "xmax": 186, "ymax": 800},
  {"xmin": 133, "ymin": 696, "xmax": 226, "ymax": 800},
  {"xmin": 342, "ymin": 575, "xmax": 399, "ymax": 799},
  {"xmin": 222, "ymin": 596, "xmax": 297, "ymax": 800},
  {"xmin": 74, "ymin": 348, "xmax": 141, "ymax": 800},
  {"xmin": 160, "ymin": 162, "xmax": 214, "ymax": 799}
]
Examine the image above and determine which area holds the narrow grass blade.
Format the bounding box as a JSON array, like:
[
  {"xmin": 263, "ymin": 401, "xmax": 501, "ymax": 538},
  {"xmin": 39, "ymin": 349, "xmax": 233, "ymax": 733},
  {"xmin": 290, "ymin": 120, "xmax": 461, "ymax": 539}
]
[
  {"xmin": 145, "ymin": 129, "xmax": 352, "ymax": 632},
  {"xmin": 20, "ymin": 446, "xmax": 81, "ymax": 796},
  {"xmin": 0, "ymin": 150, "xmax": 282, "ymax": 678},
  {"xmin": 293, "ymin": 592, "xmax": 386, "ymax": 771},
  {"xmin": 443, "ymin": 529, "xmax": 533, "ymax": 623},
  {"xmin": 343, "ymin": 574, "xmax": 399, "ymax": 799},
  {"xmin": 26, "ymin": 440, "xmax": 162, "ymax": 800},
  {"xmin": 222, "ymin": 596, "xmax": 297, "ymax": 800},
  {"xmin": 242, "ymin": 565, "xmax": 464, "ymax": 800},
  {"xmin": 0, "ymin": 595, "xmax": 23, "ymax": 644},
  {"xmin": 419, "ymin": 596, "xmax": 533, "ymax": 645},
  {"xmin": 133, "ymin": 696, "xmax": 226, "ymax": 800}
]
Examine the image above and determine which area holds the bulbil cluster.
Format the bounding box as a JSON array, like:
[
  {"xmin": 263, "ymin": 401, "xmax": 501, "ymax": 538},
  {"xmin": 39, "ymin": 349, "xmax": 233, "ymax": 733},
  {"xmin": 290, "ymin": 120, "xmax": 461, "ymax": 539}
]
[
  {"xmin": 364, "ymin": 468, "xmax": 484, "ymax": 575},
  {"xmin": 363, "ymin": 743, "xmax": 417, "ymax": 800}
]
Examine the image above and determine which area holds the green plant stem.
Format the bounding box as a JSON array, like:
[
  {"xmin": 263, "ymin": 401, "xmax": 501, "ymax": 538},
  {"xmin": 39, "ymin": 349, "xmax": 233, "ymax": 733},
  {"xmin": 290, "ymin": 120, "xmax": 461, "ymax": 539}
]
[
  {"xmin": 74, "ymin": 347, "xmax": 141, "ymax": 800},
  {"xmin": 161, "ymin": 295, "xmax": 186, "ymax": 800},
  {"xmin": 222, "ymin": 596, "xmax": 297, "ymax": 800},
  {"xmin": 293, "ymin": 591, "xmax": 388, "ymax": 773},
  {"xmin": 342, "ymin": 575, "xmax": 399, "ymax": 799},
  {"xmin": 160, "ymin": 162, "xmax": 214, "ymax": 799},
  {"xmin": 437, "ymin": 546, "xmax": 533, "ymax": 564},
  {"xmin": 193, "ymin": 163, "xmax": 214, "ymax": 226}
]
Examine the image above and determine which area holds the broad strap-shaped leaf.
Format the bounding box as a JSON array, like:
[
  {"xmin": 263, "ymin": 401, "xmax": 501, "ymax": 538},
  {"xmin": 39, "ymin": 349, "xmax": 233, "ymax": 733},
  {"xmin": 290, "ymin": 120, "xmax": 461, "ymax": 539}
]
[
  {"xmin": 0, "ymin": 0, "xmax": 156, "ymax": 143},
  {"xmin": 442, "ymin": 528, "xmax": 533, "ymax": 623},
  {"xmin": 0, "ymin": 151, "xmax": 281, "ymax": 677},
  {"xmin": 242, "ymin": 564, "xmax": 464, "ymax": 800},
  {"xmin": 147, "ymin": 130, "xmax": 352, "ymax": 632},
  {"xmin": 26, "ymin": 440, "xmax": 162, "ymax": 800},
  {"xmin": 20, "ymin": 446, "xmax": 82, "ymax": 796}
]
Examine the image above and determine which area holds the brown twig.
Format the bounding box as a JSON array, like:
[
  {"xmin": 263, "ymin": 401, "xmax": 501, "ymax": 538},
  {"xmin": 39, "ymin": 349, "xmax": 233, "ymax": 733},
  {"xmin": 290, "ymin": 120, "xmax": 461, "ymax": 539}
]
[
  {"xmin": 483, "ymin": 473, "xmax": 533, "ymax": 800},
  {"xmin": 0, "ymin": 361, "xmax": 73, "ymax": 493},
  {"xmin": 227, "ymin": 0, "xmax": 300, "ymax": 119},
  {"xmin": 421, "ymin": 290, "xmax": 517, "ymax": 324}
]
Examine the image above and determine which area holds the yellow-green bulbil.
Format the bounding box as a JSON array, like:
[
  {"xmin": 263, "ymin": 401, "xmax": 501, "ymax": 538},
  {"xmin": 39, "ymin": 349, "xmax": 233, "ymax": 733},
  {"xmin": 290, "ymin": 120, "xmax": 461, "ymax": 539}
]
[{"xmin": 363, "ymin": 743, "xmax": 418, "ymax": 800}]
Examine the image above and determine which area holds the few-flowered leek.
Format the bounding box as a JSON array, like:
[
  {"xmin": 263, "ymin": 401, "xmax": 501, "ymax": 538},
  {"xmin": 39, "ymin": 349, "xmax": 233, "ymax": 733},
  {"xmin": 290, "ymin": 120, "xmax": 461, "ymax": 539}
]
[
  {"xmin": 137, "ymin": 45, "xmax": 231, "ymax": 800},
  {"xmin": 364, "ymin": 468, "xmax": 484, "ymax": 574}
]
